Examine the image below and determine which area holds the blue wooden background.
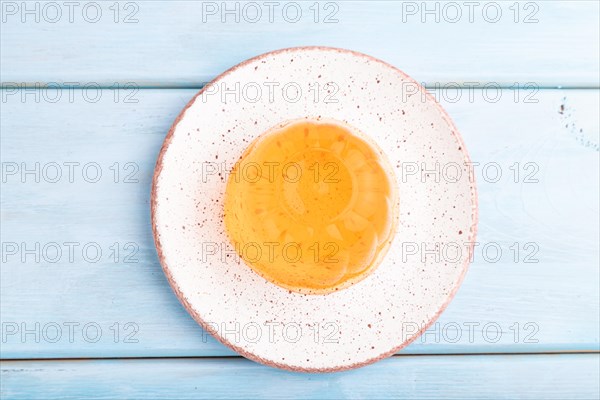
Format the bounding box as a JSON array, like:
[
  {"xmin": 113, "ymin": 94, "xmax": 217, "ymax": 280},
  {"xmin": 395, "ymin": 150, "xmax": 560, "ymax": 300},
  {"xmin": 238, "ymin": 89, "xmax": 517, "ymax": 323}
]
[{"xmin": 1, "ymin": 1, "xmax": 599, "ymax": 398}]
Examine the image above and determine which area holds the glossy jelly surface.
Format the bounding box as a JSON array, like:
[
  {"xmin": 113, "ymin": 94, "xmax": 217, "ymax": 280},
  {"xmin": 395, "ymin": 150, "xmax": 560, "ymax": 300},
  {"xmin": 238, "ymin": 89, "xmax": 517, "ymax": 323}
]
[{"xmin": 223, "ymin": 120, "xmax": 398, "ymax": 294}]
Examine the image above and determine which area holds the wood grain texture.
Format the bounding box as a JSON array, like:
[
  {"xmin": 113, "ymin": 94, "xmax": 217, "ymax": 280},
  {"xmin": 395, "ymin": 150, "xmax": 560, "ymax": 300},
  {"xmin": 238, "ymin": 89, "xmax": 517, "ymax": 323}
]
[
  {"xmin": 2, "ymin": 354, "xmax": 599, "ymax": 399},
  {"xmin": 1, "ymin": 1, "xmax": 599, "ymax": 87},
  {"xmin": 1, "ymin": 88, "xmax": 598, "ymax": 359},
  {"xmin": 2, "ymin": 1, "xmax": 599, "ymax": 396}
]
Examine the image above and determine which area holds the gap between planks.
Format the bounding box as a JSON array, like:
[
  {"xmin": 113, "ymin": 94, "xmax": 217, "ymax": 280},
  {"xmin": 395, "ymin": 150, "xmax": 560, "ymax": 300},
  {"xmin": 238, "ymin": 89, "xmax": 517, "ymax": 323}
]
[
  {"xmin": 1, "ymin": 85, "xmax": 600, "ymax": 90},
  {"xmin": 2, "ymin": 351, "xmax": 599, "ymax": 363}
]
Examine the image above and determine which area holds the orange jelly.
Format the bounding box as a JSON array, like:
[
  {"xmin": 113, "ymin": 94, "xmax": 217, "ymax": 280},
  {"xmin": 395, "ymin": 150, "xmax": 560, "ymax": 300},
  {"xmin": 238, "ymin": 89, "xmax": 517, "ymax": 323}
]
[{"xmin": 223, "ymin": 120, "xmax": 398, "ymax": 294}]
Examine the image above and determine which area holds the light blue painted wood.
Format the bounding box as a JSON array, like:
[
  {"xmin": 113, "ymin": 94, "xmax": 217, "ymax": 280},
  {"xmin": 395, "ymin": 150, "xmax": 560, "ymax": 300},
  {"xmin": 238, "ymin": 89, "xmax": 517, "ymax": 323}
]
[
  {"xmin": 1, "ymin": 1, "xmax": 599, "ymax": 87},
  {"xmin": 2, "ymin": 354, "xmax": 599, "ymax": 399},
  {"xmin": 2, "ymin": 1, "xmax": 598, "ymax": 397},
  {"xmin": 1, "ymin": 88, "xmax": 598, "ymax": 359}
]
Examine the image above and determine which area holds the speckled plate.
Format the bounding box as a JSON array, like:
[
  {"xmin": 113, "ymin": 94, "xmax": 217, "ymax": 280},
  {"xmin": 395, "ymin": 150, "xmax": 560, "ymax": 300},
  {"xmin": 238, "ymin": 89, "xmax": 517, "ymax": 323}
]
[{"xmin": 151, "ymin": 47, "xmax": 478, "ymax": 372}]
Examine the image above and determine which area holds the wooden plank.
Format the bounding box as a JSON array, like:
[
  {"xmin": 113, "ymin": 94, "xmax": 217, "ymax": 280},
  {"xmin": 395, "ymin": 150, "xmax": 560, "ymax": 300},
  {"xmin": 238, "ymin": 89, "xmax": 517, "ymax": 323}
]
[
  {"xmin": 1, "ymin": 354, "xmax": 599, "ymax": 399},
  {"xmin": 1, "ymin": 88, "xmax": 598, "ymax": 359},
  {"xmin": 1, "ymin": 1, "xmax": 599, "ymax": 87}
]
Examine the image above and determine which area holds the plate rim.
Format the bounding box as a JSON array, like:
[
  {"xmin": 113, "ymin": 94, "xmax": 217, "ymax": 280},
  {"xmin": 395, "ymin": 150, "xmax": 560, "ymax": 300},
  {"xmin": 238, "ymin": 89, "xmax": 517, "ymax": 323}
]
[{"xmin": 151, "ymin": 45, "xmax": 479, "ymax": 373}]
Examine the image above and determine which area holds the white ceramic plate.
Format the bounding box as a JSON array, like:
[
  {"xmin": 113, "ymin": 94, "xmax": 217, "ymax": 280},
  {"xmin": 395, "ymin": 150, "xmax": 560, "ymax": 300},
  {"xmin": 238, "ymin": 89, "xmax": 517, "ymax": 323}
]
[{"xmin": 151, "ymin": 47, "xmax": 478, "ymax": 372}]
